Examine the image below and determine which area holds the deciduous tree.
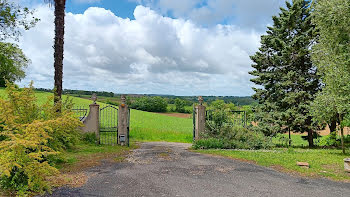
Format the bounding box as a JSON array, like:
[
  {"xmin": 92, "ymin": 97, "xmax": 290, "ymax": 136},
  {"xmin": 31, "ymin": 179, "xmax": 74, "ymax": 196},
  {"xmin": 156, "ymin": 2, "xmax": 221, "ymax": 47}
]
[
  {"xmin": 311, "ymin": 0, "xmax": 350, "ymax": 153},
  {"xmin": 0, "ymin": 42, "xmax": 29, "ymax": 86},
  {"xmin": 0, "ymin": 0, "xmax": 38, "ymax": 41}
]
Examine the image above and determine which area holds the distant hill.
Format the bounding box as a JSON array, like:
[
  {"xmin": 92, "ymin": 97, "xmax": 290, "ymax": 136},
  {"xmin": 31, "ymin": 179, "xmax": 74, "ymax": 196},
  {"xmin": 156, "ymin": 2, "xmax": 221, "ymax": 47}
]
[{"xmin": 35, "ymin": 88, "xmax": 257, "ymax": 106}]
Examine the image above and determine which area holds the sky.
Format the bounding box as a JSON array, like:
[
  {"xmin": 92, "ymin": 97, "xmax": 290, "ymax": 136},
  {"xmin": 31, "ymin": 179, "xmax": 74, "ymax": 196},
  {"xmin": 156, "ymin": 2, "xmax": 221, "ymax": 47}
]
[{"xmin": 16, "ymin": 0, "xmax": 287, "ymax": 96}]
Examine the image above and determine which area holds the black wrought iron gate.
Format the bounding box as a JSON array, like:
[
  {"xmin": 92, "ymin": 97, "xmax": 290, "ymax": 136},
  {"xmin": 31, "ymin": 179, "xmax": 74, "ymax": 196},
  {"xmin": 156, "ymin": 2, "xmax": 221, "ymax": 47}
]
[
  {"xmin": 99, "ymin": 105, "xmax": 118, "ymax": 145},
  {"xmin": 193, "ymin": 104, "xmax": 196, "ymax": 141}
]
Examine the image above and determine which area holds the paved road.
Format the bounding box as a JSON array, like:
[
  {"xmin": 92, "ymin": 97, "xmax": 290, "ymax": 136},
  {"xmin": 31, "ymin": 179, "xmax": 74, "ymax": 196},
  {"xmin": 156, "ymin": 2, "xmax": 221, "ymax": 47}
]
[{"xmin": 49, "ymin": 142, "xmax": 350, "ymax": 197}]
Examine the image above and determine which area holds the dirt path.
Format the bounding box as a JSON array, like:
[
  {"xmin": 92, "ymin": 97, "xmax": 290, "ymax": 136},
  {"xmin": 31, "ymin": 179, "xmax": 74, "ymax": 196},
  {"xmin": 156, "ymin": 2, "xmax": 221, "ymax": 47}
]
[{"xmin": 48, "ymin": 142, "xmax": 350, "ymax": 197}]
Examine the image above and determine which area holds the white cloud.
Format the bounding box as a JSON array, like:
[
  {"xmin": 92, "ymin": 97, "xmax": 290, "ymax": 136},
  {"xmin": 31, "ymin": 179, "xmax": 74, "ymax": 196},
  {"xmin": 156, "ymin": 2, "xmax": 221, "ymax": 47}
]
[
  {"xmin": 131, "ymin": 0, "xmax": 286, "ymax": 30},
  {"xmin": 17, "ymin": 5, "xmax": 260, "ymax": 96}
]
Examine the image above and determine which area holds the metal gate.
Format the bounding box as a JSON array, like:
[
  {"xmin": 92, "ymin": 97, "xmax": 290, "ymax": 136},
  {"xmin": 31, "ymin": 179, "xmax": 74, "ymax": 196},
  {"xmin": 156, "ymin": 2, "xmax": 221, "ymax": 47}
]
[
  {"xmin": 193, "ymin": 104, "xmax": 196, "ymax": 141},
  {"xmin": 99, "ymin": 105, "xmax": 118, "ymax": 145}
]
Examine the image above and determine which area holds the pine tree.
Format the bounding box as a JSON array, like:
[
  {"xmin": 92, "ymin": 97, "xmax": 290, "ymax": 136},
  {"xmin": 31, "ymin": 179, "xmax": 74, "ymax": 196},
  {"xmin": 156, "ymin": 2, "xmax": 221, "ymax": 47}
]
[{"xmin": 249, "ymin": 0, "xmax": 320, "ymax": 147}]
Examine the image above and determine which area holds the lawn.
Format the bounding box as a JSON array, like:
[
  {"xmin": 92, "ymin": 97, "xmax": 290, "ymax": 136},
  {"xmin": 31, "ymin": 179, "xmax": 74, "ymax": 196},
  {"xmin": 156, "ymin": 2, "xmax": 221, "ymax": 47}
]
[
  {"xmin": 195, "ymin": 148, "xmax": 350, "ymax": 181},
  {"xmin": 130, "ymin": 110, "xmax": 193, "ymax": 143},
  {"xmin": 272, "ymin": 134, "xmax": 310, "ymax": 147}
]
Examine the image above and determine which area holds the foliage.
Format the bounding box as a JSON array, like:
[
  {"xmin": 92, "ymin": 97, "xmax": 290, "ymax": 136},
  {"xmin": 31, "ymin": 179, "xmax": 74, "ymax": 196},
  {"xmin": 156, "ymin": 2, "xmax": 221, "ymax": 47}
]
[
  {"xmin": 81, "ymin": 133, "xmax": 98, "ymax": 144},
  {"xmin": 174, "ymin": 98, "xmax": 186, "ymax": 113},
  {"xmin": 249, "ymin": 0, "xmax": 320, "ymax": 146},
  {"xmin": 206, "ymin": 100, "xmax": 247, "ymax": 133},
  {"xmin": 203, "ymin": 101, "xmax": 271, "ymax": 150},
  {"xmin": 167, "ymin": 104, "xmax": 193, "ymax": 114},
  {"xmin": 0, "ymin": 0, "xmax": 39, "ymax": 41},
  {"xmin": 130, "ymin": 96, "xmax": 167, "ymax": 112},
  {"xmin": 0, "ymin": 42, "xmax": 29, "ymax": 87},
  {"xmin": 105, "ymin": 99, "xmax": 119, "ymax": 106},
  {"xmin": 312, "ymin": 0, "xmax": 350, "ymax": 153},
  {"xmin": 318, "ymin": 132, "xmax": 338, "ymax": 147},
  {"xmin": 0, "ymin": 82, "xmax": 83, "ymax": 195},
  {"xmin": 310, "ymin": 92, "xmax": 338, "ymax": 132},
  {"xmin": 193, "ymin": 126, "xmax": 272, "ymax": 150}
]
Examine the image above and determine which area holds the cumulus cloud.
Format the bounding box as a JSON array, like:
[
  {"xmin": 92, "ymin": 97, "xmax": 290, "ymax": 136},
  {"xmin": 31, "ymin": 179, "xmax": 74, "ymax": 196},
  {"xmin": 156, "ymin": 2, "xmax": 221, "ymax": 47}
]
[
  {"xmin": 18, "ymin": 5, "xmax": 260, "ymax": 96},
  {"xmin": 131, "ymin": 0, "xmax": 286, "ymax": 30}
]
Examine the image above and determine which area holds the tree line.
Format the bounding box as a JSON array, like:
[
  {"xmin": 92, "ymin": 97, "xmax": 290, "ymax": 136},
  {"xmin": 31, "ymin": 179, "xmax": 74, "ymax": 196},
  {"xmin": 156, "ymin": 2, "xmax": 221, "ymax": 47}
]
[{"xmin": 35, "ymin": 88, "xmax": 115, "ymax": 98}]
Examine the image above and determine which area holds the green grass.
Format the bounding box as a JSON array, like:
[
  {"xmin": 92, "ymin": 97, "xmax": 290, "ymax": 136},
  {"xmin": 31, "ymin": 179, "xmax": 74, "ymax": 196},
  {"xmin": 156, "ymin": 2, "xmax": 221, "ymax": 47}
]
[
  {"xmin": 272, "ymin": 134, "xmax": 310, "ymax": 147},
  {"xmin": 195, "ymin": 148, "xmax": 350, "ymax": 181},
  {"xmin": 0, "ymin": 88, "xmax": 193, "ymax": 143},
  {"xmin": 54, "ymin": 142, "xmax": 134, "ymax": 169},
  {"xmin": 130, "ymin": 110, "xmax": 193, "ymax": 143}
]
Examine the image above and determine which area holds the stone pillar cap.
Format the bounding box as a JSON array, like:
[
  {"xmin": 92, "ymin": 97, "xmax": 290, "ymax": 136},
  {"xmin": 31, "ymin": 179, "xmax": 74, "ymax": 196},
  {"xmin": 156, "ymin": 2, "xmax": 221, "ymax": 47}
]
[
  {"xmin": 91, "ymin": 93, "xmax": 97, "ymax": 104},
  {"xmin": 344, "ymin": 158, "xmax": 350, "ymax": 162}
]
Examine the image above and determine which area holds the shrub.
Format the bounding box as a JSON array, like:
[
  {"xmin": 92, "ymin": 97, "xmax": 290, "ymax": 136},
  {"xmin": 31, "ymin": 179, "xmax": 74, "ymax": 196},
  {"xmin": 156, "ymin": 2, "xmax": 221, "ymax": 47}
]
[
  {"xmin": 0, "ymin": 82, "xmax": 83, "ymax": 195},
  {"xmin": 174, "ymin": 98, "xmax": 185, "ymax": 113},
  {"xmin": 317, "ymin": 132, "xmax": 350, "ymax": 147},
  {"xmin": 82, "ymin": 132, "xmax": 98, "ymax": 144},
  {"xmin": 130, "ymin": 96, "xmax": 167, "ymax": 112}
]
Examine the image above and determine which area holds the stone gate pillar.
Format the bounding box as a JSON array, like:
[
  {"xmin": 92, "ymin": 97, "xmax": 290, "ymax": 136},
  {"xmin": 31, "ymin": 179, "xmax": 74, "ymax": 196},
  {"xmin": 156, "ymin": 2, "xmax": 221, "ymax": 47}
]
[
  {"xmin": 195, "ymin": 96, "xmax": 206, "ymax": 141},
  {"xmin": 82, "ymin": 94, "xmax": 100, "ymax": 143},
  {"xmin": 118, "ymin": 95, "xmax": 129, "ymax": 146}
]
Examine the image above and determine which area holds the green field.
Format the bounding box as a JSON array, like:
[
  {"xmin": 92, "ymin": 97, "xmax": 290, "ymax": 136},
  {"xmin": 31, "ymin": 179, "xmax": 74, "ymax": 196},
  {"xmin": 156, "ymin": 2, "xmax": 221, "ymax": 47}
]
[{"xmin": 0, "ymin": 88, "xmax": 193, "ymax": 143}]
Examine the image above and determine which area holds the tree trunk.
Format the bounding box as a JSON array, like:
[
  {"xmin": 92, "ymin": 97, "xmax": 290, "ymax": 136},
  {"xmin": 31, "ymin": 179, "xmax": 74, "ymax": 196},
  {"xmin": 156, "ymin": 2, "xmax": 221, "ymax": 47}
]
[
  {"xmin": 329, "ymin": 119, "xmax": 337, "ymax": 133},
  {"xmin": 339, "ymin": 114, "xmax": 345, "ymax": 154},
  {"xmin": 53, "ymin": 0, "xmax": 66, "ymax": 105},
  {"xmin": 288, "ymin": 127, "xmax": 291, "ymax": 147},
  {"xmin": 307, "ymin": 129, "xmax": 314, "ymax": 147},
  {"xmin": 341, "ymin": 126, "xmax": 345, "ymax": 154}
]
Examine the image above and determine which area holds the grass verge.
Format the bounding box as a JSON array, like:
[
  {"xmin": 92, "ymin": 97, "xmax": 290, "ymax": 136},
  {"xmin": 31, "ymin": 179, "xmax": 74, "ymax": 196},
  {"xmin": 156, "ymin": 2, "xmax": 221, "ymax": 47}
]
[{"xmin": 194, "ymin": 148, "xmax": 350, "ymax": 181}]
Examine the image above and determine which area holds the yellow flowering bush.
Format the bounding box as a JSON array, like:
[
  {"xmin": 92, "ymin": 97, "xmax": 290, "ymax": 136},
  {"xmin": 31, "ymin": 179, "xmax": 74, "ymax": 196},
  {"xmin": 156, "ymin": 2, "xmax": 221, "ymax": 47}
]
[{"xmin": 0, "ymin": 83, "xmax": 83, "ymax": 195}]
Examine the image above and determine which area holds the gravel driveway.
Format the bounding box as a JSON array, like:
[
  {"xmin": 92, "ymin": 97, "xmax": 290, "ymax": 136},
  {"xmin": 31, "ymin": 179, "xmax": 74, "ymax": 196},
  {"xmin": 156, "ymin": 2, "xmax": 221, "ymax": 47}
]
[{"xmin": 48, "ymin": 142, "xmax": 350, "ymax": 197}]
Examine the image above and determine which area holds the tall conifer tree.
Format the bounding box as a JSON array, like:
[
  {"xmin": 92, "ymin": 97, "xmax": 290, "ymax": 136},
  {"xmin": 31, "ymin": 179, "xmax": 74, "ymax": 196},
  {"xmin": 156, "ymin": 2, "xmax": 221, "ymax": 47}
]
[{"xmin": 249, "ymin": 0, "xmax": 320, "ymax": 147}]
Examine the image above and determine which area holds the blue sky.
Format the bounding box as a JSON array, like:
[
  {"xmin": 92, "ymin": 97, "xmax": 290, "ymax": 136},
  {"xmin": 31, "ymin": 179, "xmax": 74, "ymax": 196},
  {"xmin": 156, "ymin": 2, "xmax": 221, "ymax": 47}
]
[
  {"xmin": 17, "ymin": 0, "xmax": 287, "ymax": 96},
  {"xmin": 66, "ymin": 0, "xmax": 138, "ymax": 19}
]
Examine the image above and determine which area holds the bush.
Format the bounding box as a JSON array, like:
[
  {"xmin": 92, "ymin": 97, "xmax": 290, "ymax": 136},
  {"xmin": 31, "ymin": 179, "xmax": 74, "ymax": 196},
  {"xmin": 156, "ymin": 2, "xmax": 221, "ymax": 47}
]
[
  {"xmin": 0, "ymin": 82, "xmax": 83, "ymax": 195},
  {"xmin": 317, "ymin": 132, "xmax": 350, "ymax": 147},
  {"xmin": 82, "ymin": 132, "xmax": 98, "ymax": 144},
  {"xmin": 193, "ymin": 138, "xmax": 225, "ymax": 149},
  {"xmin": 130, "ymin": 96, "xmax": 167, "ymax": 112},
  {"xmin": 174, "ymin": 98, "xmax": 185, "ymax": 113}
]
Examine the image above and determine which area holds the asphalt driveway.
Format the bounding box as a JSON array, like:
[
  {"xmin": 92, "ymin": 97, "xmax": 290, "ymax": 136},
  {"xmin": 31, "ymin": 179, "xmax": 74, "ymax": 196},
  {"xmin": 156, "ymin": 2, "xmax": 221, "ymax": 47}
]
[{"xmin": 48, "ymin": 142, "xmax": 350, "ymax": 197}]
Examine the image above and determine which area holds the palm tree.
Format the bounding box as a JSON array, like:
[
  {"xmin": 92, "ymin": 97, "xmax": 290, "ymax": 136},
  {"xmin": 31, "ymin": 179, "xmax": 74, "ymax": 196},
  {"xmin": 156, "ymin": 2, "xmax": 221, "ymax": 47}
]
[{"xmin": 45, "ymin": 0, "xmax": 66, "ymax": 105}]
